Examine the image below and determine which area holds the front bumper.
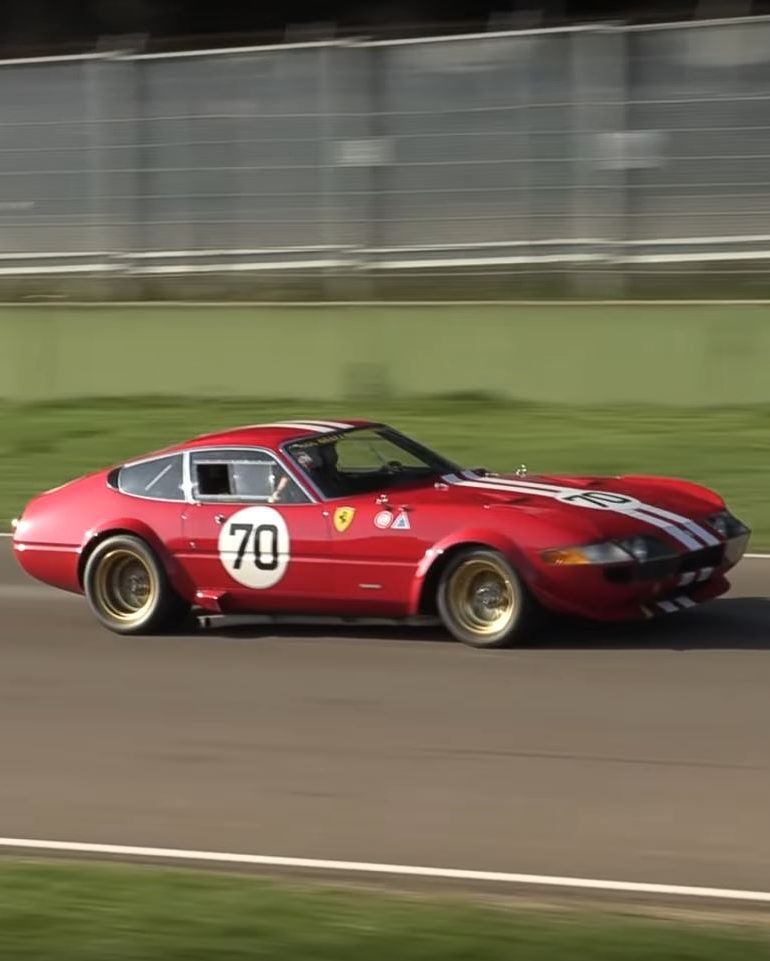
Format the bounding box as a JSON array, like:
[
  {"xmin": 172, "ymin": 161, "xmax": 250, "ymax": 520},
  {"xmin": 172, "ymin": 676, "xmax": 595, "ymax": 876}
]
[{"xmin": 530, "ymin": 532, "xmax": 749, "ymax": 623}]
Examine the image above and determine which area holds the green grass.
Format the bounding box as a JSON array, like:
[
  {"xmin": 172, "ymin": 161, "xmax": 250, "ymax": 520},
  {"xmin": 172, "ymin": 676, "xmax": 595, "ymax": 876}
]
[
  {"xmin": 2, "ymin": 397, "xmax": 769, "ymax": 546},
  {"xmin": 0, "ymin": 860, "xmax": 769, "ymax": 960}
]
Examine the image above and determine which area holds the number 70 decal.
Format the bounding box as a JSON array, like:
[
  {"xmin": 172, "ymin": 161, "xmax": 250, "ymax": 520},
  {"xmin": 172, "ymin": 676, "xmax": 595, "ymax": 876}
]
[
  {"xmin": 229, "ymin": 523, "xmax": 279, "ymax": 571},
  {"xmin": 218, "ymin": 506, "xmax": 290, "ymax": 588}
]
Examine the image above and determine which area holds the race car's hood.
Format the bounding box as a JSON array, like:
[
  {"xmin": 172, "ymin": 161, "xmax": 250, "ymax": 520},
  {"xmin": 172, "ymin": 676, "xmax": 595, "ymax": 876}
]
[{"xmin": 431, "ymin": 469, "xmax": 725, "ymax": 551}]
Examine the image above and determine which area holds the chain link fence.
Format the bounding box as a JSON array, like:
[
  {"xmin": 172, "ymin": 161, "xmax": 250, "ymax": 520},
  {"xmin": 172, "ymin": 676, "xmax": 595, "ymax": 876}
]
[{"xmin": 1, "ymin": 17, "xmax": 770, "ymax": 298}]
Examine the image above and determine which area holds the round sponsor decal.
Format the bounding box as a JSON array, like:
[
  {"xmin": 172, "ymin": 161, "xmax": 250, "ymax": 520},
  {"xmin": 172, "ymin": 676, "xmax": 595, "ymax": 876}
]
[
  {"xmin": 374, "ymin": 510, "xmax": 393, "ymax": 529},
  {"xmin": 217, "ymin": 506, "xmax": 290, "ymax": 589},
  {"xmin": 556, "ymin": 490, "xmax": 642, "ymax": 512}
]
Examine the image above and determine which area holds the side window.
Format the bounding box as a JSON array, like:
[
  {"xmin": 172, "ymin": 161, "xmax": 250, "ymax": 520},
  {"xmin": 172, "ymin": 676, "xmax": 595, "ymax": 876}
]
[
  {"xmin": 191, "ymin": 449, "xmax": 310, "ymax": 504},
  {"xmin": 196, "ymin": 462, "xmax": 231, "ymax": 496},
  {"xmin": 118, "ymin": 454, "xmax": 185, "ymax": 501}
]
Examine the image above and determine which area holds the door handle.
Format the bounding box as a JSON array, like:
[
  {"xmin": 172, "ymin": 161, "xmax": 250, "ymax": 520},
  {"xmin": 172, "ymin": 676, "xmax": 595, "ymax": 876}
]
[{"xmin": 215, "ymin": 514, "xmax": 226, "ymax": 525}]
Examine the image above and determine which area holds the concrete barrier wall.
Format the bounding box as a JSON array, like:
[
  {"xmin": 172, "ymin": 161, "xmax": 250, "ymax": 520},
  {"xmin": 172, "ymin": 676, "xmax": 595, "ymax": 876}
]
[{"xmin": 2, "ymin": 305, "xmax": 769, "ymax": 405}]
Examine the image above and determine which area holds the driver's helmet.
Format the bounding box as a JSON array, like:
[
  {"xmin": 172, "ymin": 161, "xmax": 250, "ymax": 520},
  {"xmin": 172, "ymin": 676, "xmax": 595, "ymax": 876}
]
[
  {"xmin": 295, "ymin": 446, "xmax": 324, "ymax": 473},
  {"xmin": 296, "ymin": 443, "xmax": 338, "ymax": 474},
  {"xmin": 318, "ymin": 443, "xmax": 339, "ymax": 470}
]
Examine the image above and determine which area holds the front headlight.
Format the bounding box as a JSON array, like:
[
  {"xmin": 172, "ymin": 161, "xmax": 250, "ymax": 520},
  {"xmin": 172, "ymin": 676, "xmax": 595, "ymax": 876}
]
[
  {"xmin": 615, "ymin": 535, "xmax": 675, "ymax": 563},
  {"xmin": 541, "ymin": 535, "xmax": 674, "ymax": 567},
  {"xmin": 707, "ymin": 510, "xmax": 750, "ymax": 539},
  {"xmin": 541, "ymin": 542, "xmax": 633, "ymax": 566}
]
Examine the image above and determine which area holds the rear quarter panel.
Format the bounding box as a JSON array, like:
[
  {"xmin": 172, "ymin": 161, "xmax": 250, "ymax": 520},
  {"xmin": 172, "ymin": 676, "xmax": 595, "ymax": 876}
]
[{"xmin": 13, "ymin": 471, "xmax": 193, "ymax": 598}]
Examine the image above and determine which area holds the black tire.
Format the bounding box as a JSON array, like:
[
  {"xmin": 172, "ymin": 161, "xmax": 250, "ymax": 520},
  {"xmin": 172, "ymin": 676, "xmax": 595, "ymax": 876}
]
[
  {"xmin": 83, "ymin": 534, "xmax": 188, "ymax": 635},
  {"xmin": 436, "ymin": 548, "xmax": 533, "ymax": 649}
]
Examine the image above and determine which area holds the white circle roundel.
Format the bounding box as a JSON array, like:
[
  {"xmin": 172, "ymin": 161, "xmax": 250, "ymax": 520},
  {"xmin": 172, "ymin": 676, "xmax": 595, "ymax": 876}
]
[
  {"xmin": 217, "ymin": 506, "xmax": 290, "ymax": 589},
  {"xmin": 556, "ymin": 490, "xmax": 641, "ymax": 512}
]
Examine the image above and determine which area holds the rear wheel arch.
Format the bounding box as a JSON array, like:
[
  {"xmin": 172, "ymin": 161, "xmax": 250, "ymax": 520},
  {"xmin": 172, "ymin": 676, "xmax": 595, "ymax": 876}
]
[
  {"xmin": 77, "ymin": 523, "xmax": 180, "ymax": 591},
  {"xmin": 78, "ymin": 528, "xmax": 139, "ymax": 587}
]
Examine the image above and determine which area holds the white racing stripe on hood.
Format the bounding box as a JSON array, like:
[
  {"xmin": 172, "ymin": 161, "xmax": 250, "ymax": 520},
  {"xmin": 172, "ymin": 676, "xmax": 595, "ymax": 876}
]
[
  {"xmin": 460, "ymin": 469, "xmax": 717, "ymax": 545},
  {"xmin": 632, "ymin": 505, "xmax": 719, "ymax": 548},
  {"xmin": 460, "ymin": 471, "xmax": 564, "ymax": 493},
  {"xmin": 445, "ymin": 474, "xmax": 711, "ymax": 552},
  {"xmin": 623, "ymin": 508, "xmax": 703, "ymax": 551},
  {"xmin": 458, "ymin": 471, "xmax": 718, "ymax": 546}
]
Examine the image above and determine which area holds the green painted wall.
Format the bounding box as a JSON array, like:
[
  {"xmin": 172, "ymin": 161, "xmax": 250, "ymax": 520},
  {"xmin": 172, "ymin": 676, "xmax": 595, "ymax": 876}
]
[{"xmin": 2, "ymin": 304, "xmax": 769, "ymax": 405}]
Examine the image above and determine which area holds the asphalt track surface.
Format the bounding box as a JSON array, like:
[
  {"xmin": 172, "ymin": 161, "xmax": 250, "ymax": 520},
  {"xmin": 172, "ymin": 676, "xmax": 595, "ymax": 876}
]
[{"xmin": 2, "ymin": 538, "xmax": 770, "ymax": 899}]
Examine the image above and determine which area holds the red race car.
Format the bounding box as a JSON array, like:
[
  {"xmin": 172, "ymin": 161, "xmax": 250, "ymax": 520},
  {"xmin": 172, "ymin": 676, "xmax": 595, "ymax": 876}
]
[{"xmin": 11, "ymin": 419, "xmax": 750, "ymax": 648}]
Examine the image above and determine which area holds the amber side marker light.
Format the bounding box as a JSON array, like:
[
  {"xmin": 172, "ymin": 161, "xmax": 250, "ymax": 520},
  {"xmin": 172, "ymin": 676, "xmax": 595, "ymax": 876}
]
[
  {"xmin": 540, "ymin": 542, "xmax": 634, "ymax": 566},
  {"xmin": 540, "ymin": 548, "xmax": 592, "ymax": 566}
]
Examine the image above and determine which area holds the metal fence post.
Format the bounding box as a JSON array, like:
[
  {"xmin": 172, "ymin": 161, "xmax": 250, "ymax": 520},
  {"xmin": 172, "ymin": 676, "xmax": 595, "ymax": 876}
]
[
  {"xmin": 84, "ymin": 55, "xmax": 108, "ymax": 287},
  {"xmin": 570, "ymin": 25, "xmax": 627, "ymax": 296},
  {"xmin": 602, "ymin": 24, "xmax": 628, "ymax": 294},
  {"xmin": 569, "ymin": 29, "xmax": 589, "ymax": 295},
  {"xmin": 128, "ymin": 51, "xmax": 144, "ymax": 279},
  {"xmin": 520, "ymin": 33, "xmax": 532, "ymax": 259},
  {"xmin": 318, "ymin": 41, "xmax": 336, "ymax": 298},
  {"xmin": 366, "ymin": 41, "xmax": 388, "ymax": 291}
]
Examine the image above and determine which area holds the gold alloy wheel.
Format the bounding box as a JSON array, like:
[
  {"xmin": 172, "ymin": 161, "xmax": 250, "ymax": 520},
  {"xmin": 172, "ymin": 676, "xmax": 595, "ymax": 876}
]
[
  {"xmin": 93, "ymin": 549, "xmax": 156, "ymax": 624},
  {"xmin": 446, "ymin": 557, "xmax": 516, "ymax": 638}
]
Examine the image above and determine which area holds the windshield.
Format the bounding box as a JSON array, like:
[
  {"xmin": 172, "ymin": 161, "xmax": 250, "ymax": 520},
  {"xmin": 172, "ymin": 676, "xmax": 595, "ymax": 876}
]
[{"xmin": 284, "ymin": 426, "xmax": 458, "ymax": 499}]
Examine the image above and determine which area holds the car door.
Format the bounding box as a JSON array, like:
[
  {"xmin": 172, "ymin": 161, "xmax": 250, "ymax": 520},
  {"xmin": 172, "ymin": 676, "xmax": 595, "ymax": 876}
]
[
  {"xmin": 282, "ymin": 429, "xmax": 437, "ymax": 617},
  {"xmin": 180, "ymin": 447, "xmax": 336, "ymax": 613},
  {"xmin": 326, "ymin": 491, "xmax": 430, "ymax": 616}
]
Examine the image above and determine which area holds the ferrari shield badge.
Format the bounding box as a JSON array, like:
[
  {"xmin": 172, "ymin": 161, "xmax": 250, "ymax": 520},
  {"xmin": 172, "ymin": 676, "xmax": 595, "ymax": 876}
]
[{"xmin": 333, "ymin": 507, "xmax": 356, "ymax": 533}]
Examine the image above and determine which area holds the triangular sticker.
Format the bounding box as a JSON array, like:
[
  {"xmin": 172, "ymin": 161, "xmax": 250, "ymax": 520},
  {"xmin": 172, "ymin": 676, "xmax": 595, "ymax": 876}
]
[{"xmin": 393, "ymin": 511, "xmax": 411, "ymax": 530}]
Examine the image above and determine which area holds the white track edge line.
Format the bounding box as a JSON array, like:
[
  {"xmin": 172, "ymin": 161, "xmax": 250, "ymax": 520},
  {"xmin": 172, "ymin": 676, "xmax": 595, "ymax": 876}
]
[{"xmin": 0, "ymin": 838, "xmax": 769, "ymax": 903}]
